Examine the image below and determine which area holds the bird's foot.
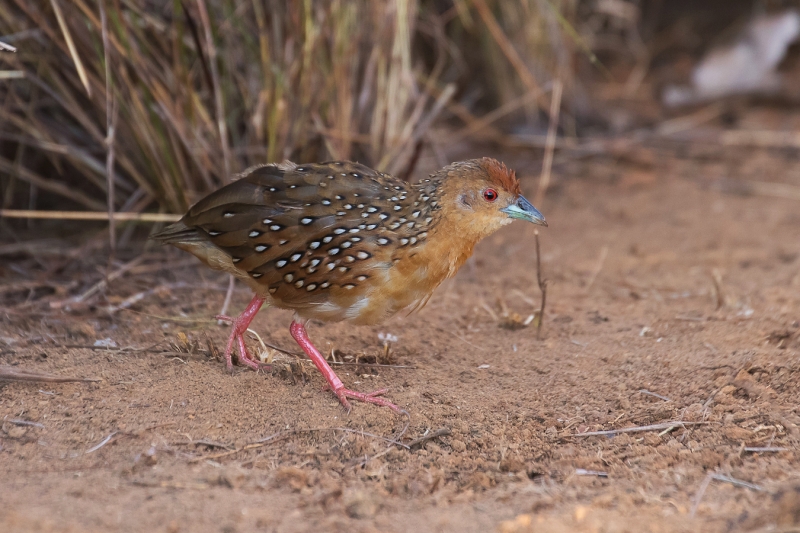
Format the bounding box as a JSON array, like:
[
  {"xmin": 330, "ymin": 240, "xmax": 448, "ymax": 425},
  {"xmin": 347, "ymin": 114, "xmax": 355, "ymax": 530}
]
[
  {"xmin": 332, "ymin": 386, "xmax": 405, "ymax": 414},
  {"xmin": 214, "ymin": 296, "xmax": 267, "ymax": 372},
  {"xmin": 290, "ymin": 319, "xmax": 406, "ymax": 415},
  {"xmin": 215, "ymin": 314, "xmax": 264, "ymax": 372}
]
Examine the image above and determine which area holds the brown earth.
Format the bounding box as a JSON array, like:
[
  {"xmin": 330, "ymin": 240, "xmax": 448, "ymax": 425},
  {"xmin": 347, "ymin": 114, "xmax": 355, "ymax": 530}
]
[{"xmin": 2, "ymin": 117, "xmax": 800, "ymax": 532}]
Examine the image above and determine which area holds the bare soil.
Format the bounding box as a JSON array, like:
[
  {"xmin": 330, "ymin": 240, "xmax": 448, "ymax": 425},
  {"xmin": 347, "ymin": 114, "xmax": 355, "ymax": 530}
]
[{"xmin": 2, "ymin": 117, "xmax": 800, "ymax": 532}]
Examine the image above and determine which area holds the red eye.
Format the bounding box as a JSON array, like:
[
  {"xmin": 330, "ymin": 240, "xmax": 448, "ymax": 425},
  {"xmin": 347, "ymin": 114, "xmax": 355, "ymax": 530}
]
[{"xmin": 483, "ymin": 188, "xmax": 498, "ymax": 202}]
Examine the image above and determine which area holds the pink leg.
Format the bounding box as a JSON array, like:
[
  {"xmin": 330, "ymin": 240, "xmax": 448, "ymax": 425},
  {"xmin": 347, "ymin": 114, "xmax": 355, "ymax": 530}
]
[
  {"xmin": 215, "ymin": 295, "xmax": 266, "ymax": 372},
  {"xmin": 289, "ymin": 319, "xmax": 405, "ymax": 414}
]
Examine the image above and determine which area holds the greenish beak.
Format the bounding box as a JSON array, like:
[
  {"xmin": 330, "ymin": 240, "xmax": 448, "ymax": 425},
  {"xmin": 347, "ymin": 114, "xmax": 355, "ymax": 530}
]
[{"xmin": 501, "ymin": 195, "xmax": 547, "ymax": 226}]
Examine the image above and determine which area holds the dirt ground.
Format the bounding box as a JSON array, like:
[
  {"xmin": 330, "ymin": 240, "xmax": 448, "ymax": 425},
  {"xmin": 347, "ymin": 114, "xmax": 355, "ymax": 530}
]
[{"xmin": 2, "ymin": 110, "xmax": 800, "ymax": 532}]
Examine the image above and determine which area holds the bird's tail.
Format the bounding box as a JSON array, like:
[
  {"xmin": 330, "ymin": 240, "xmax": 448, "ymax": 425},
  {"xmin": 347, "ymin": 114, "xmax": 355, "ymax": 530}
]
[{"xmin": 150, "ymin": 220, "xmax": 201, "ymax": 245}]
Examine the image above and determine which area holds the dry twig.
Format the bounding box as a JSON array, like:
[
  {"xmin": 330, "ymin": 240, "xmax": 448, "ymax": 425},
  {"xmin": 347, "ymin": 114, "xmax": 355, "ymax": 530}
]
[
  {"xmin": 728, "ymin": 180, "xmax": 800, "ymax": 201},
  {"xmin": 535, "ymin": 79, "xmax": 562, "ymax": 206},
  {"xmin": 721, "ymin": 129, "xmax": 800, "ymax": 149},
  {"xmin": 585, "ymin": 245, "xmax": 609, "ymax": 292},
  {"xmin": 131, "ymin": 480, "xmax": 210, "ymax": 490},
  {"xmin": 471, "ymin": 0, "xmax": 547, "ymax": 113},
  {"xmin": 447, "ymin": 86, "xmax": 546, "ymax": 145},
  {"xmin": 406, "ymin": 428, "xmax": 451, "ymax": 449},
  {"xmin": 534, "ymin": 229, "xmax": 548, "ymax": 340},
  {"xmin": 195, "ymin": 0, "xmax": 231, "ymax": 181},
  {"xmin": 711, "ymin": 268, "xmax": 725, "ymax": 310},
  {"xmin": 6, "ymin": 418, "xmax": 45, "ymax": 429},
  {"xmin": 56, "ymin": 254, "xmax": 147, "ymax": 306},
  {"xmin": 639, "ymin": 389, "xmax": 672, "ymax": 402},
  {"xmin": 50, "ymin": 0, "xmax": 91, "ymax": 96},
  {"xmin": 575, "ymin": 468, "xmax": 608, "ymax": 477},
  {"xmin": 105, "ymin": 282, "xmax": 190, "ymax": 313},
  {"xmin": 85, "ymin": 431, "xmax": 118, "ymax": 453},
  {"xmin": 691, "ymin": 472, "xmax": 763, "ymax": 518},
  {"xmin": 218, "ymin": 275, "xmax": 235, "ymax": 320},
  {"xmin": 190, "ymin": 422, "xmax": 411, "ymax": 463},
  {"xmin": 0, "ymin": 210, "xmax": 181, "ymax": 222},
  {"xmin": 571, "ymin": 421, "xmax": 709, "ymax": 437},
  {"xmin": 0, "ymin": 366, "xmax": 99, "ymax": 383},
  {"xmin": 99, "ymin": 0, "xmax": 117, "ymax": 253}
]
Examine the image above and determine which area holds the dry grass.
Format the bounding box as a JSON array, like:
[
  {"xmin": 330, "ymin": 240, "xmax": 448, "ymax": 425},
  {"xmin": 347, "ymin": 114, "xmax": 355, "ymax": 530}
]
[{"xmin": 0, "ymin": 1, "xmax": 588, "ymax": 216}]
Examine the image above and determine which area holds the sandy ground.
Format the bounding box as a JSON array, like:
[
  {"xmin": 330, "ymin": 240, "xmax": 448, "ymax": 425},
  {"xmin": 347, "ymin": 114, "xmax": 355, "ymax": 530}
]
[{"xmin": 2, "ymin": 121, "xmax": 800, "ymax": 532}]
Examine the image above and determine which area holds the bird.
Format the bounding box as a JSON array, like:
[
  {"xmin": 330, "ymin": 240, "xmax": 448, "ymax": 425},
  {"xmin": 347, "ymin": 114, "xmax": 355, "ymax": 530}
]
[{"xmin": 152, "ymin": 158, "xmax": 546, "ymax": 413}]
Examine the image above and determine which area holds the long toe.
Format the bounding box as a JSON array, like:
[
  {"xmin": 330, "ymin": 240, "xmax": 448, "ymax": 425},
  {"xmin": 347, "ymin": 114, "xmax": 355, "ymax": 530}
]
[
  {"xmin": 221, "ymin": 330, "xmax": 237, "ymax": 372},
  {"xmin": 236, "ymin": 349, "xmax": 271, "ymax": 372},
  {"xmin": 234, "ymin": 333, "xmax": 266, "ymax": 372},
  {"xmin": 334, "ymin": 392, "xmax": 353, "ymax": 414},
  {"xmin": 221, "ymin": 325, "xmax": 259, "ymax": 373},
  {"xmin": 337, "ymin": 387, "xmax": 403, "ymax": 413},
  {"xmin": 236, "ymin": 353, "xmax": 264, "ymax": 371}
]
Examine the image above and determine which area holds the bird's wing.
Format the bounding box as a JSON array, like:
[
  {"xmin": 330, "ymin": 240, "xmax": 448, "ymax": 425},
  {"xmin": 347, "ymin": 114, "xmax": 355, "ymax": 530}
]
[{"xmin": 153, "ymin": 161, "xmax": 415, "ymax": 309}]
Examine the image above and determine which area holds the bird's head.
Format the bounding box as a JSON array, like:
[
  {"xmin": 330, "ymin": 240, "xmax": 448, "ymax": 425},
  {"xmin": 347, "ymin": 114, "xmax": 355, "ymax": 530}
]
[{"xmin": 433, "ymin": 158, "xmax": 546, "ymax": 238}]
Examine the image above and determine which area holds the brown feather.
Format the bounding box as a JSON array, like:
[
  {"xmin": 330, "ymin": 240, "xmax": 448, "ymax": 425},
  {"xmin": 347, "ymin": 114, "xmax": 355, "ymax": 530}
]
[
  {"xmin": 479, "ymin": 157, "xmax": 520, "ymax": 195},
  {"xmin": 153, "ymin": 158, "xmax": 530, "ymax": 324}
]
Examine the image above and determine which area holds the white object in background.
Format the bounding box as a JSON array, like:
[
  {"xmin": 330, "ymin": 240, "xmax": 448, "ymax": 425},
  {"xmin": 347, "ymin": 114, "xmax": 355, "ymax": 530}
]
[{"xmin": 663, "ymin": 10, "xmax": 800, "ymax": 106}]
